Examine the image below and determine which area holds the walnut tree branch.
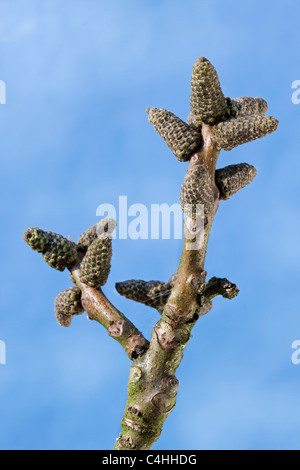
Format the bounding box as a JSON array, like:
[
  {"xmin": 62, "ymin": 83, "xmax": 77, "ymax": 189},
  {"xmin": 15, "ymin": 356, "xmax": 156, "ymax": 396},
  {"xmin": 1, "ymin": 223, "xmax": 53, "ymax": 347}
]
[
  {"xmin": 23, "ymin": 56, "xmax": 278, "ymax": 451},
  {"xmin": 70, "ymin": 255, "xmax": 149, "ymax": 360},
  {"xmin": 23, "ymin": 223, "xmax": 149, "ymax": 361},
  {"xmin": 113, "ymin": 124, "xmax": 221, "ymax": 451},
  {"xmin": 113, "ymin": 58, "xmax": 278, "ymax": 450}
]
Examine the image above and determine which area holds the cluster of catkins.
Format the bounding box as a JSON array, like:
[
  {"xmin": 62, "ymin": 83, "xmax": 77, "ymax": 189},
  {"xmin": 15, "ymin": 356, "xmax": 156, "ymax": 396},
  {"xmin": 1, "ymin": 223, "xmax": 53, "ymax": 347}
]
[
  {"xmin": 117, "ymin": 57, "xmax": 278, "ymax": 308},
  {"xmin": 147, "ymin": 57, "xmax": 278, "ymax": 219},
  {"xmin": 23, "ymin": 219, "xmax": 116, "ymax": 327},
  {"xmin": 24, "ymin": 57, "xmax": 278, "ymax": 319}
]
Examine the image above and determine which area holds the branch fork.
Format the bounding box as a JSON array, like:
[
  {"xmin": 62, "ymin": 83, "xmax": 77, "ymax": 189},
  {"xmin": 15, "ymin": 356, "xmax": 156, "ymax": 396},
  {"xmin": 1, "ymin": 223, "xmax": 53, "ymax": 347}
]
[{"xmin": 23, "ymin": 56, "xmax": 278, "ymax": 450}]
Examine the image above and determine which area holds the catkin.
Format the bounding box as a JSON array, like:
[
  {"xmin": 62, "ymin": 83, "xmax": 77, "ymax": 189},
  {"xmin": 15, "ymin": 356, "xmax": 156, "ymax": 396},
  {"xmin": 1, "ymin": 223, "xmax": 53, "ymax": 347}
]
[
  {"xmin": 190, "ymin": 57, "xmax": 228, "ymax": 125},
  {"xmin": 212, "ymin": 115, "xmax": 279, "ymax": 151},
  {"xmin": 116, "ymin": 280, "xmax": 171, "ymax": 310},
  {"xmin": 24, "ymin": 228, "xmax": 77, "ymax": 272},
  {"xmin": 216, "ymin": 163, "xmax": 257, "ymax": 200},
  {"xmin": 147, "ymin": 107, "xmax": 202, "ymax": 161},
  {"xmin": 54, "ymin": 287, "xmax": 84, "ymax": 327},
  {"xmin": 226, "ymin": 96, "xmax": 268, "ymax": 117},
  {"xmin": 79, "ymin": 236, "xmax": 112, "ymax": 288},
  {"xmin": 180, "ymin": 165, "xmax": 215, "ymax": 218}
]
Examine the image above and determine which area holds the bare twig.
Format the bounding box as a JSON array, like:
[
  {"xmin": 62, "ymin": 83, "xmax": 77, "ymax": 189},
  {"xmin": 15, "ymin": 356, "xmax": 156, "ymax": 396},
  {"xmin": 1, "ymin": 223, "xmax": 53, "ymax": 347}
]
[{"xmin": 70, "ymin": 256, "xmax": 149, "ymax": 360}]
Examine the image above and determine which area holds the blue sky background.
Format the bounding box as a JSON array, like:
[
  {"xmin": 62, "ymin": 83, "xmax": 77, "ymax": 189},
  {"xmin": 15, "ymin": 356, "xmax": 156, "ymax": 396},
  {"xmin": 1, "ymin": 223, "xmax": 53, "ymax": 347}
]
[{"xmin": 0, "ymin": 0, "xmax": 299, "ymax": 450}]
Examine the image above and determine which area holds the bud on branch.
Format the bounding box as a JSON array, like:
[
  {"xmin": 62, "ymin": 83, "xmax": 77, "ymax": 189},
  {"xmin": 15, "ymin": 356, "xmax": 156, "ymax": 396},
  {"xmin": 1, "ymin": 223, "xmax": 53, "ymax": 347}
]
[
  {"xmin": 55, "ymin": 287, "xmax": 84, "ymax": 327},
  {"xmin": 23, "ymin": 228, "xmax": 78, "ymax": 272},
  {"xmin": 216, "ymin": 163, "xmax": 257, "ymax": 200},
  {"xmin": 147, "ymin": 107, "xmax": 202, "ymax": 162},
  {"xmin": 116, "ymin": 280, "xmax": 172, "ymax": 313}
]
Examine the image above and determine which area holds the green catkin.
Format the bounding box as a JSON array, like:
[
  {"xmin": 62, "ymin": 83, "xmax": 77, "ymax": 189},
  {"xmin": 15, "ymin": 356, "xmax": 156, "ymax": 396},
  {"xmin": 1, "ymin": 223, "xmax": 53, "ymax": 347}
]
[
  {"xmin": 180, "ymin": 165, "xmax": 215, "ymax": 218},
  {"xmin": 212, "ymin": 115, "xmax": 279, "ymax": 151},
  {"xmin": 77, "ymin": 218, "xmax": 116, "ymax": 249},
  {"xmin": 79, "ymin": 236, "xmax": 112, "ymax": 288},
  {"xmin": 24, "ymin": 228, "xmax": 78, "ymax": 272},
  {"xmin": 54, "ymin": 287, "xmax": 84, "ymax": 327},
  {"xmin": 226, "ymin": 96, "xmax": 268, "ymax": 117},
  {"xmin": 115, "ymin": 280, "xmax": 171, "ymax": 310},
  {"xmin": 190, "ymin": 57, "xmax": 228, "ymax": 125},
  {"xmin": 215, "ymin": 163, "xmax": 257, "ymax": 200},
  {"xmin": 23, "ymin": 227, "xmax": 51, "ymax": 253},
  {"xmin": 77, "ymin": 225, "xmax": 98, "ymax": 249},
  {"xmin": 147, "ymin": 107, "xmax": 202, "ymax": 161}
]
